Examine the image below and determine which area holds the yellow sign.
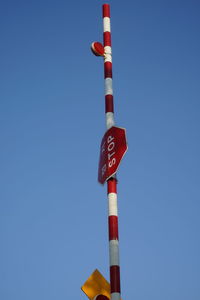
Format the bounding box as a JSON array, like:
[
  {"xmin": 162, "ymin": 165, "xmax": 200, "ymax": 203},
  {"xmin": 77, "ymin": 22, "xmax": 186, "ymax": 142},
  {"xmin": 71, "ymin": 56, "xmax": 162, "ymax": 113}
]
[{"xmin": 81, "ymin": 269, "xmax": 110, "ymax": 300}]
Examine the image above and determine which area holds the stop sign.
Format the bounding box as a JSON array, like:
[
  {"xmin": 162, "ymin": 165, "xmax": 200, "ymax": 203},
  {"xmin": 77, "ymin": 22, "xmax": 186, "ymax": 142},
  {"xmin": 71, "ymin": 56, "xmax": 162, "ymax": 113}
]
[{"xmin": 98, "ymin": 126, "xmax": 127, "ymax": 184}]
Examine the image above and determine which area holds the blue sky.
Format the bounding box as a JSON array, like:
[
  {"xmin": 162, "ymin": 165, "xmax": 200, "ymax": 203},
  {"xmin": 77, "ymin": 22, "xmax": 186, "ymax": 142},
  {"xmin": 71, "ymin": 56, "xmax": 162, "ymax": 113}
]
[{"xmin": 1, "ymin": 0, "xmax": 200, "ymax": 300}]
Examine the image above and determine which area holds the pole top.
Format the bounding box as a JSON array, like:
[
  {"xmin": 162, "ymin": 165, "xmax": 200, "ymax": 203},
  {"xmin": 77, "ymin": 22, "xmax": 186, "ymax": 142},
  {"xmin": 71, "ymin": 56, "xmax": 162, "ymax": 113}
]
[{"xmin": 102, "ymin": 4, "xmax": 110, "ymax": 18}]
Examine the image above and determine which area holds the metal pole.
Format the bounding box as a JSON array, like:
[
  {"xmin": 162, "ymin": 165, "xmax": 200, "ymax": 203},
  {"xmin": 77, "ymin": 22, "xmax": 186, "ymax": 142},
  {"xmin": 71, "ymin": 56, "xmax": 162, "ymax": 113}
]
[{"xmin": 102, "ymin": 4, "xmax": 121, "ymax": 300}]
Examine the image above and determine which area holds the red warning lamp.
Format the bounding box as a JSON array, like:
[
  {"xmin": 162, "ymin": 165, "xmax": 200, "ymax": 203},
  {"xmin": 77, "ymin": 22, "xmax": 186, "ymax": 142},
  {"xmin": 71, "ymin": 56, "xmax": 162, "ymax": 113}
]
[{"xmin": 91, "ymin": 42, "xmax": 105, "ymax": 56}]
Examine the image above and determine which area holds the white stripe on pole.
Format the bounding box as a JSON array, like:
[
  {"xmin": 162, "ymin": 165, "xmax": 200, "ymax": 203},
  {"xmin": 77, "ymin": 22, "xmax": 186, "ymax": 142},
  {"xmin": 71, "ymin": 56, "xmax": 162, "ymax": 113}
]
[
  {"xmin": 103, "ymin": 17, "xmax": 111, "ymax": 32},
  {"xmin": 104, "ymin": 46, "xmax": 112, "ymax": 63},
  {"xmin": 104, "ymin": 46, "xmax": 112, "ymax": 54},
  {"xmin": 104, "ymin": 54, "xmax": 112, "ymax": 63},
  {"xmin": 109, "ymin": 240, "xmax": 120, "ymax": 266},
  {"xmin": 111, "ymin": 293, "xmax": 121, "ymax": 300},
  {"xmin": 105, "ymin": 78, "xmax": 113, "ymax": 95},
  {"xmin": 108, "ymin": 193, "xmax": 118, "ymax": 216},
  {"xmin": 106, "ymin": 112, "xmax": 114, "ymax": 129}
]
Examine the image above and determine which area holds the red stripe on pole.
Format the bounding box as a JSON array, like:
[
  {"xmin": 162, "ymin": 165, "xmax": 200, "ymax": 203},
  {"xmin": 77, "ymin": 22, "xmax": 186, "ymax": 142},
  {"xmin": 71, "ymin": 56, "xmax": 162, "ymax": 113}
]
[
  {"xmin": 104, "ymin": 62, "xmax": 112, "ymax": 78},
  {"xmin": 110, "ymin": 266, "xmax": 121, "ymax": 293},
  {"xmin": 105, "ymin": 95, "xmax": 114, "ymax": 113},
  {"xmin": 103, "ymin": 32, "xmax": 111, "ymax": 46},
  {"xmin": 109, "ymin": 216, "xmax": 119, "ymax": 240},
  {"xmin": 107, "ymin": 178, "xmax": 117, "ymax": 193},
  {"xmin": 102, "ymin": 4, "xmax": 110, "ymax": 18}
]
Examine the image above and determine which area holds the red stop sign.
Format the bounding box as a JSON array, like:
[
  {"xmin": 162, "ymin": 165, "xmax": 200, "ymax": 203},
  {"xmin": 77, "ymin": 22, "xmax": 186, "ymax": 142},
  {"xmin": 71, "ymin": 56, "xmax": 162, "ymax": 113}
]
[{"xmin": 98, "ymin": 126, "xmax": 127, "ymax": 184}]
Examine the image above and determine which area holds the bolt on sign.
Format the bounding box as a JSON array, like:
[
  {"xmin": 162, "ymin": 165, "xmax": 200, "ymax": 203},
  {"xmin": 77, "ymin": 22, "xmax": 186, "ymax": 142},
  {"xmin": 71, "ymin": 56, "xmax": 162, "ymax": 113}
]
[{"xmin": 98, "ymin": 126, "xmax": 128, "ymax": 184}]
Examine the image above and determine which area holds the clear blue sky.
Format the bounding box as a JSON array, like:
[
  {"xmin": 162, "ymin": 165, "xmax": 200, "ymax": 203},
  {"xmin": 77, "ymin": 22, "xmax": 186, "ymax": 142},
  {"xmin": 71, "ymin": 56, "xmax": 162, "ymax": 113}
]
[{"xmin": 1, "ymin": 0, "xmax": 200, "ymax": 300}]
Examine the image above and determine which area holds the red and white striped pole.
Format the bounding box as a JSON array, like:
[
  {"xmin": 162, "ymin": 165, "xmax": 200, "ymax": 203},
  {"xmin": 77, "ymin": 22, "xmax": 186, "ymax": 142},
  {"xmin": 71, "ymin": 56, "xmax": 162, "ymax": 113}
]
[
  {"xmin": 91, "ymin": 4, "xmax": 122, "ymax": 300},
  {"xmin": 103, "ymin": 4, "xmax": 114, "ymax": 129},
  {"xmin": 103, "ymin": 4, "xmax": 121, "ymax": 300}
]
